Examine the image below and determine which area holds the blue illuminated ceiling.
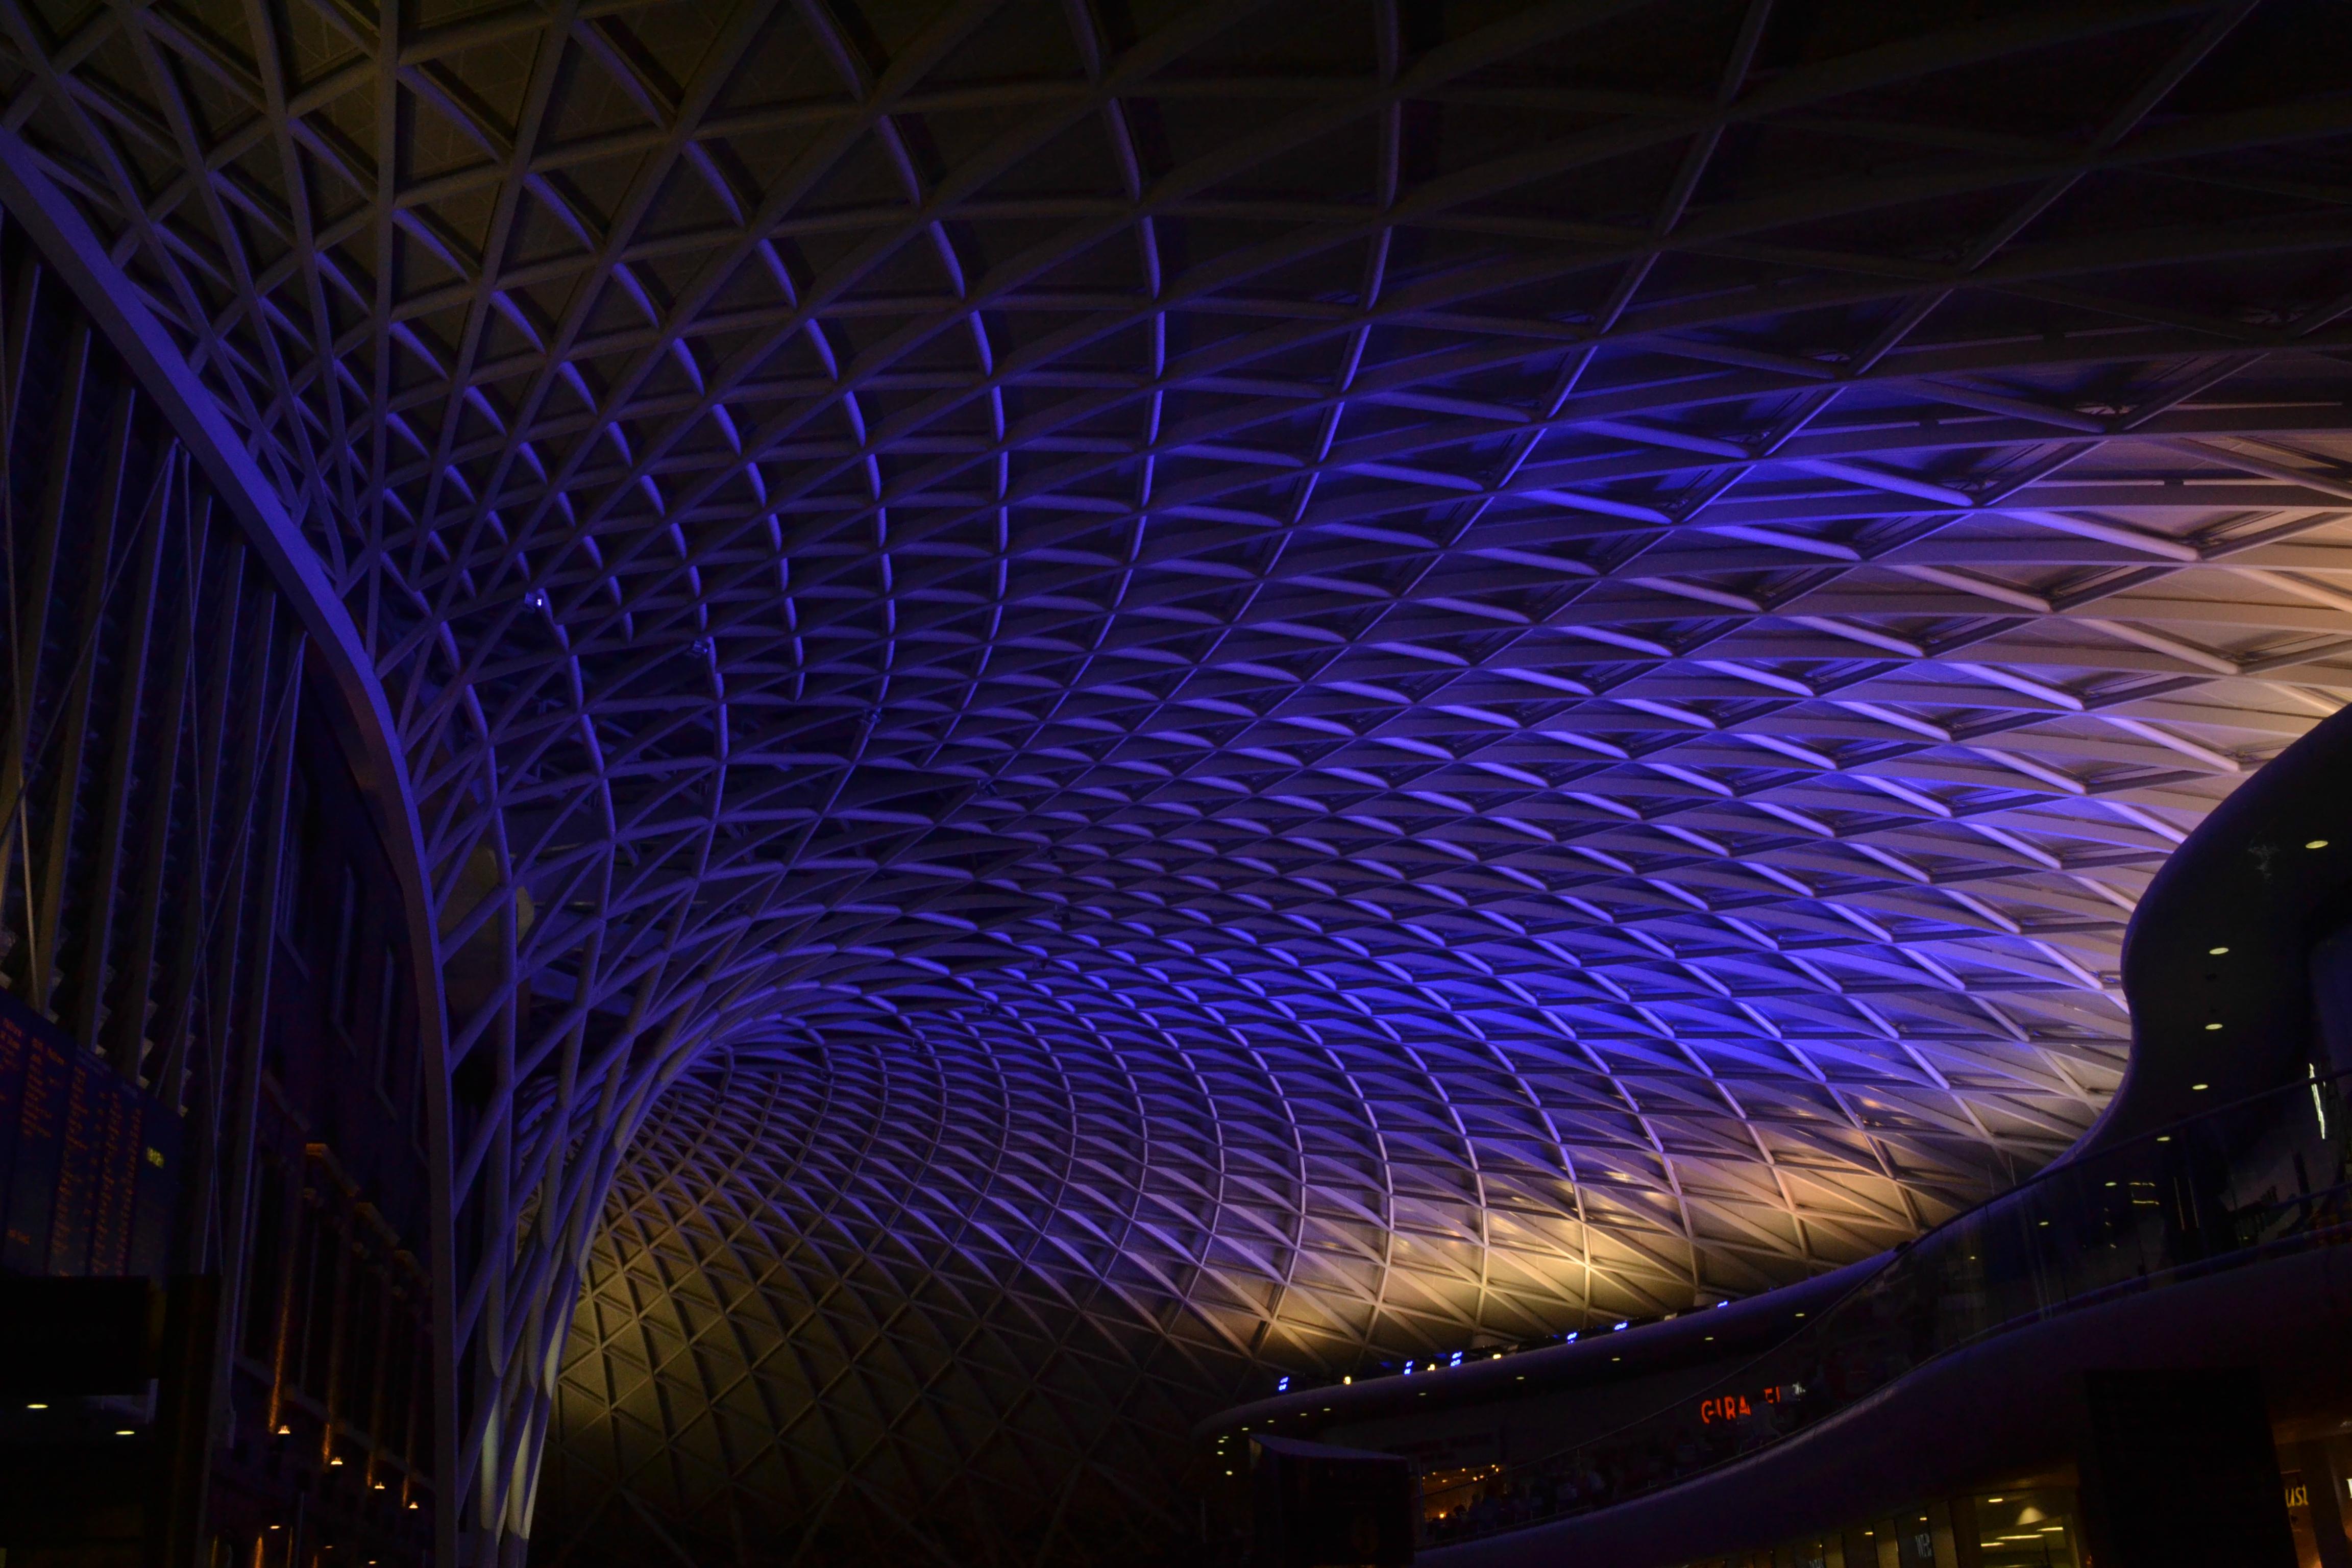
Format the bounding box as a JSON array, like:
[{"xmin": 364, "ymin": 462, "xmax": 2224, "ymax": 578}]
[{"xmin": 5, "ymin": 0, "xmax": 2350, "ymax": 1561}]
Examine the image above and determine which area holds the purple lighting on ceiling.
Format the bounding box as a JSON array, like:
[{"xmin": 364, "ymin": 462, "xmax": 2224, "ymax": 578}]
[{"xmin": 7, "ymin": 0, "xmax": 2344, "ymax": 1563}]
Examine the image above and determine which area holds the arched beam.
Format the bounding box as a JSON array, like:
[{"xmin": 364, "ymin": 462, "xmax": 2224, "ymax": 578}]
[{"xmin": 0, "ymin": 122, "xmax": 461, "ymax": 1568}]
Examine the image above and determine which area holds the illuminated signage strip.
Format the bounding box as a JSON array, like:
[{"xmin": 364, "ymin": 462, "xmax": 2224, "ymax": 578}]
[{"xmin": 1698, "ymin": 1383, "xmax": 1807, "ymax": 1424}]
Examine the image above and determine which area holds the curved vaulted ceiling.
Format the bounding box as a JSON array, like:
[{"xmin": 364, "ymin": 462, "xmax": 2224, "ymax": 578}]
[{"xmin": 4, "ymin": 0, "xmax": 2351, "ymax": 1562}]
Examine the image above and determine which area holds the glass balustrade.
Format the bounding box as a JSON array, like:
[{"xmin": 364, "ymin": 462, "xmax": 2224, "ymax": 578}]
[{"xmin": 1425, "ymin": 1067, "xmax": 2352, "ymax": 1547}]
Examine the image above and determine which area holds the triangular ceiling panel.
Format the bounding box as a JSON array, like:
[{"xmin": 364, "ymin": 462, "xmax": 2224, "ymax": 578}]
[{"xmin": 6, "ymin": 1, "xmax": 2352, "ymax": 1565}]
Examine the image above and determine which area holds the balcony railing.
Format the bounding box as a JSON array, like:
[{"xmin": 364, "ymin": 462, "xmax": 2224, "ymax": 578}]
[{"xmin": 1424, "ymin": 1065, "xmax": 2352, "ymax": 1547}]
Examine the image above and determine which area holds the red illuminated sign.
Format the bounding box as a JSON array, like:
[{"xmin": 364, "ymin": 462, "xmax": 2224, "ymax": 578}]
[{"xmin": 1697, "ymin": 1382, "xmax": 1805, "ymax": 1424}]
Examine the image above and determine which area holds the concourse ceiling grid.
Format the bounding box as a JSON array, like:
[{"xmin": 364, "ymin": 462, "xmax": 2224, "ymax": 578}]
[
  {"xmin": 550, "ymin": 1052, "xmax": 1243, "ymax": 1568},
  {"xmin": 3, "ymin": 0, "xmax": 2352, "ymax": 1560}
]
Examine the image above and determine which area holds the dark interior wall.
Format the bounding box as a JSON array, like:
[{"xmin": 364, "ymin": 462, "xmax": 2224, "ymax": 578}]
[
  {"xmin": 0, "ymin": 218, "xmax": 442, "ymax": 1568},
  {"xmin": 2078, "ymin": 1369, "xmax": 2298, "ymax": 1568}
]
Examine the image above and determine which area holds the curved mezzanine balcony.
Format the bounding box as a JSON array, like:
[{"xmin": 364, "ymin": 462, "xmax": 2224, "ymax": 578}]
[{"xmin": 1200, "ymin": 700, "xmax": 2352, "ymax": 1565}]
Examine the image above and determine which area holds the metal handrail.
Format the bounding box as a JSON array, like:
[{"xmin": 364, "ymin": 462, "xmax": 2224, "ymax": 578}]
[{"xmin": 1426, "ymin": 1065, "xmax": 2352, "ymax": 1546}]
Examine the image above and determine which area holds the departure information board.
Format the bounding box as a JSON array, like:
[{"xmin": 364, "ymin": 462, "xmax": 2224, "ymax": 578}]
[{"xmin": 0, "ymin": 989, "xmax": 179, "ymax": 1277}]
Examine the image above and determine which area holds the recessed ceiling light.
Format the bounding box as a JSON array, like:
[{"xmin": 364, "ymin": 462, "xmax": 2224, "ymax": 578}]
[
  {"xmin": 2193, "ymin": 1083, "xmax": 2209, "ymax": 1091},
  {"xmin": 2309, "ymin": 840, "xmax": 2330, "ymax": 850},
  {"xmin": 2205, "ymin": 1022, "xmax": 2223, "ymax": 1031},
  {"xmin": 2208, "ymin": 946, "xmax": 2229, "ymax": 955}
]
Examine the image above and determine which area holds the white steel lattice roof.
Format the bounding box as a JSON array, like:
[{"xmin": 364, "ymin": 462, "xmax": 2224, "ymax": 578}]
[{"xmin": 4, "ymin": 0, "xmax": 2351, "ymax": 1561}]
